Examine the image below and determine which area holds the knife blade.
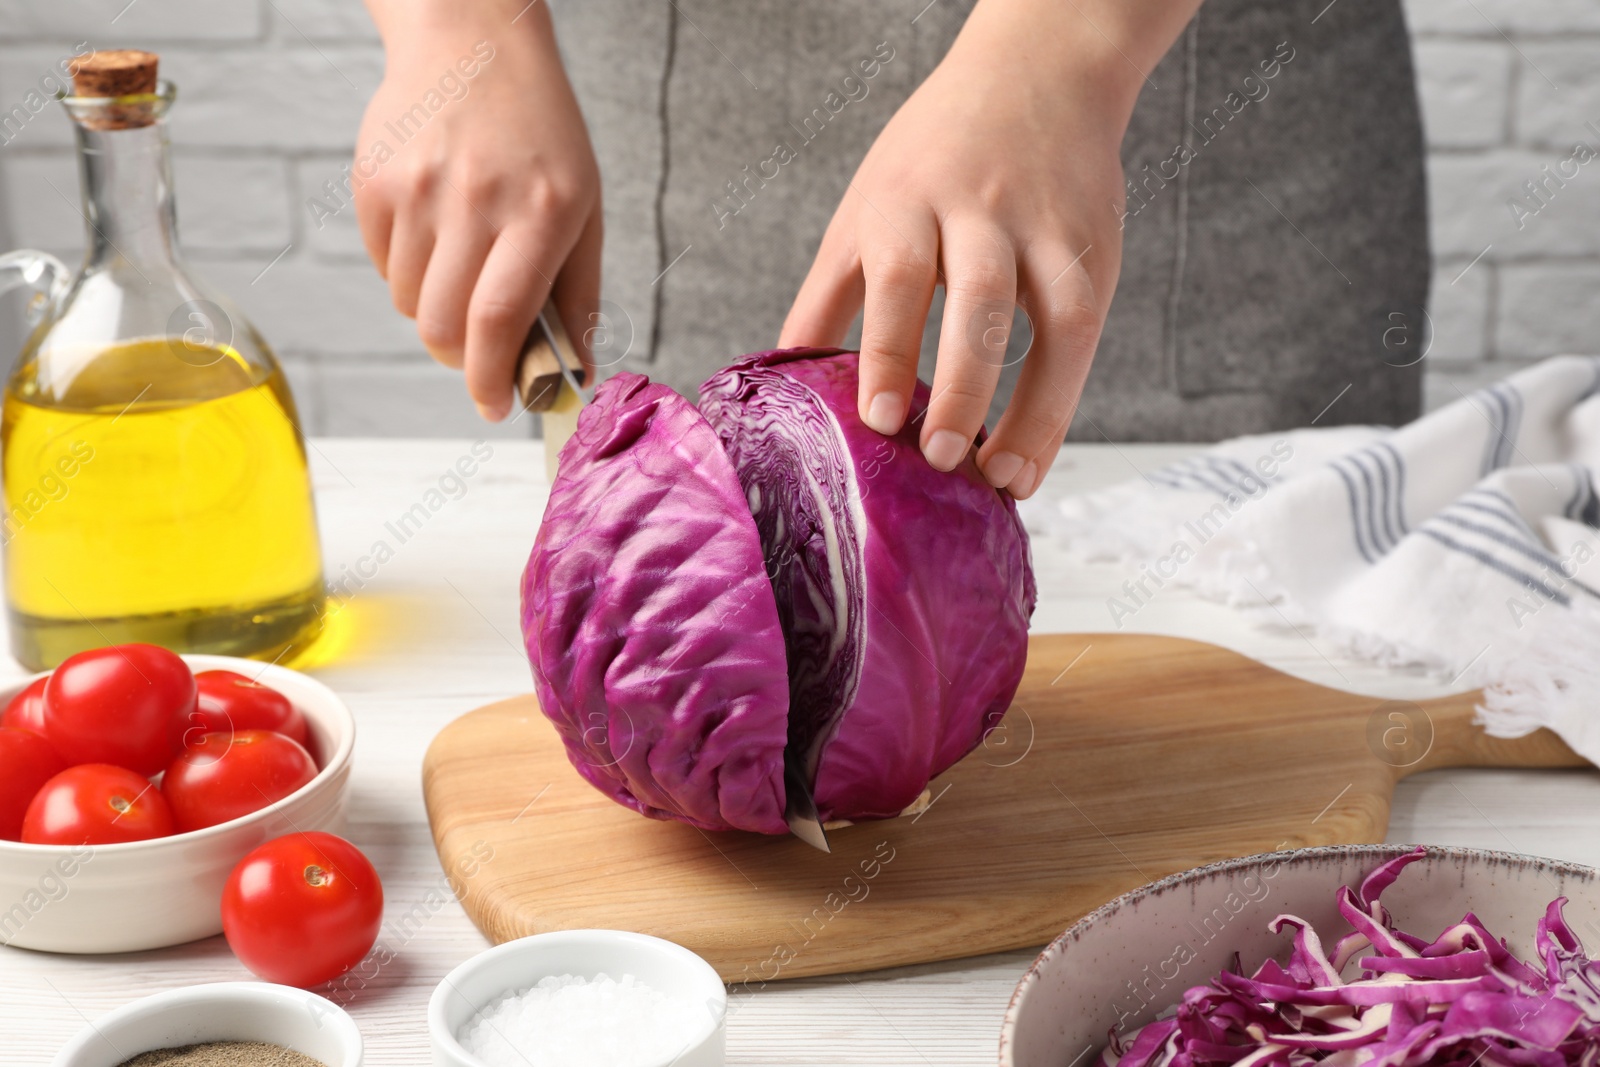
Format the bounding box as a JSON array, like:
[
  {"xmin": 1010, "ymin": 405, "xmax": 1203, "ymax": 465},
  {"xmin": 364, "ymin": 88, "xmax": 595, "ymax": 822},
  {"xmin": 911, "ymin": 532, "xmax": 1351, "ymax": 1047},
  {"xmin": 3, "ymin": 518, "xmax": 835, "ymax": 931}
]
[
  {"xmin": 550, "ymin": 315, "xmax": 589, "ymax": 407},
  {"xmin": 784, "ymin": 755, "xmax": 831, "ymax": 853}
]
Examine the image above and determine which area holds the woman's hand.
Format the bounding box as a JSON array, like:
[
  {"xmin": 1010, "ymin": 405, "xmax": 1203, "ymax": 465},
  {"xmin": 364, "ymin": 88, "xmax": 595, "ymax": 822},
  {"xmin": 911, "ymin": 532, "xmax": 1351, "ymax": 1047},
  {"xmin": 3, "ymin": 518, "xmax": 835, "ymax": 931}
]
[
  {"xmin": 356, "ymin": 0, "xmax": 601, "ymax": 420},
  {"xmin": 781, "ymin": 0, "xmax": 1197, "ymax": 498}
]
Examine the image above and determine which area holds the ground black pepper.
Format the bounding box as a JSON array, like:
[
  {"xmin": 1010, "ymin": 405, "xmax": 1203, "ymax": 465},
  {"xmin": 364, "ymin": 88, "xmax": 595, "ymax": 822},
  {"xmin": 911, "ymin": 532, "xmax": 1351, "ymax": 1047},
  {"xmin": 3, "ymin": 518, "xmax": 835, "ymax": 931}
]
[{"xmin": 114, "ymin": 1041, "xmax": 328, "ymax": 1067}]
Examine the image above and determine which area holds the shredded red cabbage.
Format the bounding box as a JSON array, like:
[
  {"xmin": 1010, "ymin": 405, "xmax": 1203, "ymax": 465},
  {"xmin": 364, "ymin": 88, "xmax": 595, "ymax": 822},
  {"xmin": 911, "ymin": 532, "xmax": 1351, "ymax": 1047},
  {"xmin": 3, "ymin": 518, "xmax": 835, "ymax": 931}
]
[{"xmin": 1100, "ymin": 849, "xmax": 1600, "ymax": 1067}]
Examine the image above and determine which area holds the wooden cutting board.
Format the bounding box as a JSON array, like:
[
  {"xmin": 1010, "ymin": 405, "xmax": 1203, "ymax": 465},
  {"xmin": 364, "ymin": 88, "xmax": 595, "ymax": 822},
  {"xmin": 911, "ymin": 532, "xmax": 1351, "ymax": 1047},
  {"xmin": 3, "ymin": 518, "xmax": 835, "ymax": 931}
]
[{"xmin": 421, "ymin": 633, "xmax": 1586, "ymax": 982}]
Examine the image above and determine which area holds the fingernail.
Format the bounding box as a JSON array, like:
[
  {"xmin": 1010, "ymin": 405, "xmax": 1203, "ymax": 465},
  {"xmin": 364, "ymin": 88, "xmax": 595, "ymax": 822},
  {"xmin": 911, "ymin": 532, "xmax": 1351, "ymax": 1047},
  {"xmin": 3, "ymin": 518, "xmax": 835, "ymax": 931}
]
[
  {"xmin": 923, "ymin": 429, "xmax": 969, "ymax": 472},
  {"xmin": 1009, "ymin": 461, "xmax": 1039, "ymax": 498},
  {"xmin": 982, "ymin": 451, "xmax": 1026, "ymax": 488},
  {"xmin": 476, "ymin": 400, "xmax": 509, "ymax": 423},
  {"xmin": 864, "ymin": 392, "xmax": 904, "ymax": 435}
]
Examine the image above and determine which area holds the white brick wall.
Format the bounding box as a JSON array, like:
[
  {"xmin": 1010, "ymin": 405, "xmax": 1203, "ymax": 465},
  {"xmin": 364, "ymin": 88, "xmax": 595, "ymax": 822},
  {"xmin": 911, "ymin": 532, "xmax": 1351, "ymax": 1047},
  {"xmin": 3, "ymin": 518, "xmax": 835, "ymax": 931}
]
[
  {"xmin": 1407, "ymin": 0, "xmax": 1600, "ymax": 407},
  {"xmin": 0, "ymin": 1, "xmax": 1594, "ymax": 433}
]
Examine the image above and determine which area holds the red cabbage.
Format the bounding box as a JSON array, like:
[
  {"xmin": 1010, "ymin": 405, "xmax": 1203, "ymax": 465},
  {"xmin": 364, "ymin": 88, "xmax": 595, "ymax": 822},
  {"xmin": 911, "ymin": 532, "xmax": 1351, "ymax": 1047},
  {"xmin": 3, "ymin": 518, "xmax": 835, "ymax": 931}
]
[
  {"xmin": 520, "ymin": 348, "xmax": 1035, "ymax": 832},
  {"xmin": 1101, "ymin": 849, "xmax": 1600, "ymax": 1067}
]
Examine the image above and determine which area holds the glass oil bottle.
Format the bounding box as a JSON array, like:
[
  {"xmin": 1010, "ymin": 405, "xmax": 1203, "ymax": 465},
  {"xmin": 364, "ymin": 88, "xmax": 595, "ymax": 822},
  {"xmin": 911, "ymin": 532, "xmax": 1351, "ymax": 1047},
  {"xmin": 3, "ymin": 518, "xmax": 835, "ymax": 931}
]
[{"xmin": 0, "ymin": 50, "xmax": 325, "ymax": 669}]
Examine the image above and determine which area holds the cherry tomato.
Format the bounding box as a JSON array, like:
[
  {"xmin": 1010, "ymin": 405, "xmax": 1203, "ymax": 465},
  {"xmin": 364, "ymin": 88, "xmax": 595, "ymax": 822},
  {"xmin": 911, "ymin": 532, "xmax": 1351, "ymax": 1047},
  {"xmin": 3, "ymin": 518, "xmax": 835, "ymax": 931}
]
[
  {"xmin": 222, "ymin": 832, "xmax": 383, "ymax": 988},
  {"xmin": 22, "ymin": 763, "xmax": 174, "ymax": 845},
  {"xmin": 178, "ymin": 671, "xmax": 309, "ymax": 752},
  {"xmin": 44, "ymin": 644, "xmax": 194, "ymax": 775},
  {"xmin": 161, "ymin": 730, "xmax": 318, "ymax": 833},
  {"xmin": 0, "ymin": 727, "xmax": 65, "ymax": 840},
  {"xmin": 1, "ymin": 678, "xmax": 49, "ymax": 738}
]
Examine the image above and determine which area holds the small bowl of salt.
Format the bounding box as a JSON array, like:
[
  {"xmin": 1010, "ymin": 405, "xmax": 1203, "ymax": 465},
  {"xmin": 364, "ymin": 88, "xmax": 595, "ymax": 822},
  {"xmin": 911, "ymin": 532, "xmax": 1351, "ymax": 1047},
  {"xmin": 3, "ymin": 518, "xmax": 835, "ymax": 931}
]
[{"xmin": 428, "ymin": 929, "xmax": 726, "ymax": 1067}]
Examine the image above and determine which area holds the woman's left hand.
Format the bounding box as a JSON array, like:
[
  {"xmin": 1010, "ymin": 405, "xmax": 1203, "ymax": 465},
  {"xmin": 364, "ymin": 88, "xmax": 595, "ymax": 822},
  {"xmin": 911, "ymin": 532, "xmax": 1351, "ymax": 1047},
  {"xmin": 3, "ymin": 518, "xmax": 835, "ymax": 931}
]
[{"xmin": 780, "ymin": 0, "xmax": 1193, "ymax": 498}]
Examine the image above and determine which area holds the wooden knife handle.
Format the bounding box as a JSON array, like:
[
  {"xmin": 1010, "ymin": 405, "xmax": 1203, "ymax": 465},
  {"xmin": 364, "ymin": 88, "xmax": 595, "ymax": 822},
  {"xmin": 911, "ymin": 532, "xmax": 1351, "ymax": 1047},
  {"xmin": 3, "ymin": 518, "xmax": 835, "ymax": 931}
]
[{"xmin": 516, "ymin": 306, "xmax": 583, "ymax": 413}]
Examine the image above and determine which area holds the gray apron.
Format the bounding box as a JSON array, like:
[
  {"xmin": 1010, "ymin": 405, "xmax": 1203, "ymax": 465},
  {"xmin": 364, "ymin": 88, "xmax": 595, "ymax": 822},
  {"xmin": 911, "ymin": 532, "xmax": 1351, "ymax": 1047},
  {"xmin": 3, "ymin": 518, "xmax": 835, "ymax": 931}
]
[{"xmin": 550, "ymin": 0, "xmax": 1428, "ymax": 441}]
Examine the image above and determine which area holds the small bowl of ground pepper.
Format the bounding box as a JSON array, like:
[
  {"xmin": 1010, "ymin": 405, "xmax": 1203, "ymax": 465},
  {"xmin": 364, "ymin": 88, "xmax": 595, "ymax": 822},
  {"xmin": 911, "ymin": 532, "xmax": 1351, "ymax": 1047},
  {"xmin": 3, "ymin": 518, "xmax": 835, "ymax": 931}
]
[{"xmin": 50, "ymin": 982, "xmax": 361, "ymax": 1067}]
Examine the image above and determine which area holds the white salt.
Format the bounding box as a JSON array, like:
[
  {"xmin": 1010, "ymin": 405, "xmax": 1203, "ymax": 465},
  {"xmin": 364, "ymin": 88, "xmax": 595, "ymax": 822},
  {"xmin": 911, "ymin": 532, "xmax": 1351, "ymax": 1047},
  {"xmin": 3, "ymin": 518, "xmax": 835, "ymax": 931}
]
[{"xmin": 458, "ymin": 973, "xmax": 706, "ymax": 1067}]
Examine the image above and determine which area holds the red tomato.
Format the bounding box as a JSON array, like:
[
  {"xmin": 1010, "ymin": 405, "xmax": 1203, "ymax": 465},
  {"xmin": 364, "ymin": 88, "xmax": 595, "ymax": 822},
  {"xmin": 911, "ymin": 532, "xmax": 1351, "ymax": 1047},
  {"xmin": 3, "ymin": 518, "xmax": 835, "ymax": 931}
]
[
  {"xmin": 161, "ymin": 730, "xmax": 317, "ymax": 833},
  {"xmin": 0, "ymin": 727, "xmax": 65, "ymax": 840},
  {"xmin": 178, "ymin": 671, "xmax": 309, "ymax": 751},
  {"xmin": 222, "ymin": 832, "xmax": 383, "ymax": 988},
  {"xmin": 1, "ymin": 678, "xmax": 49, "ymax": 738},
  {"xmin": 44, "ymin": 644, "xmax": 194, "ymax": 776},
  {"xmin": 22, "ymin": 764, "xmax": 174, "ymax": 845}
]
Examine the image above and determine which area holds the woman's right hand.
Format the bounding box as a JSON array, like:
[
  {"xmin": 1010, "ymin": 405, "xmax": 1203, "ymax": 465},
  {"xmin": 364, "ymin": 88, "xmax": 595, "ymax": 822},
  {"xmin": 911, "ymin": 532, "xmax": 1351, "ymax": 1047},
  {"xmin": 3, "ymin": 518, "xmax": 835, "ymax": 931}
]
[{"xmin": 356, "ymin": 0, "xmax": 602, "ymax": 420}]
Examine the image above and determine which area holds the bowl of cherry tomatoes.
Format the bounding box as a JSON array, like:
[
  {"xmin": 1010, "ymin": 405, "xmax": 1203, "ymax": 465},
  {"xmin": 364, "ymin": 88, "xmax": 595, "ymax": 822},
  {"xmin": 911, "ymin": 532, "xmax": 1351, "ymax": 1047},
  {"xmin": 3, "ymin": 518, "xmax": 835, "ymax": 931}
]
[{"xmin": 0, "ymin": 645, "xmax": 355, "ymax": 953}]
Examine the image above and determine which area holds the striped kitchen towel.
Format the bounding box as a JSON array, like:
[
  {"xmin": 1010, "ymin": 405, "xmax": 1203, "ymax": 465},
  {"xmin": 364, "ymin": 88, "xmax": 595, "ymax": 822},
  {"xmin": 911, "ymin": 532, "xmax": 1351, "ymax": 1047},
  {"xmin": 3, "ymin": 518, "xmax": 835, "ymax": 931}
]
[{"xmin": 1030, "ymin": 355, "xmax": 1600, "ymax": 765}]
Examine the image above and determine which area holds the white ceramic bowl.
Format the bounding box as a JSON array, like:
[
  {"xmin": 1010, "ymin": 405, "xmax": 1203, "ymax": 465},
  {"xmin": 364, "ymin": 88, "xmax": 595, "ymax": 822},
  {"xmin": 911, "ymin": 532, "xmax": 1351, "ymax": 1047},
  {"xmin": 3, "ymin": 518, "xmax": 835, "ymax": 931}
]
[
  {"xmin": 51, "ymin": 981, "xmax": 363, "ymax": 1067},
  {"xmin": 0, "ymin": 653, "xmax": 354, "ymax": 953},
  {"xmin": 428, "ymin": 929, "xmax": 727, "ymax": 1067},
  {"xmin": 1000, "ymin": 844, "xmax": 1600, "ymax": 1067}
]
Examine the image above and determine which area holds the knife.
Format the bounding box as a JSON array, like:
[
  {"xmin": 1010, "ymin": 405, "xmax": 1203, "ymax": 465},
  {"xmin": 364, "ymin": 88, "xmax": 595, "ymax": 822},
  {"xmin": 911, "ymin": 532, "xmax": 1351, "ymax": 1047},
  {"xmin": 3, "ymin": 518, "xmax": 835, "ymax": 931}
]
[
  {"xmin": 516, "ymin": 302, "xmax": 585, "ymax": 410},
  {"xmin": 784, "ymin": 754, "xmax": 831, "ymax": 853},
  {"xmin": 515, "ymin": 304, "xmax": 589, "ymax": 483}
]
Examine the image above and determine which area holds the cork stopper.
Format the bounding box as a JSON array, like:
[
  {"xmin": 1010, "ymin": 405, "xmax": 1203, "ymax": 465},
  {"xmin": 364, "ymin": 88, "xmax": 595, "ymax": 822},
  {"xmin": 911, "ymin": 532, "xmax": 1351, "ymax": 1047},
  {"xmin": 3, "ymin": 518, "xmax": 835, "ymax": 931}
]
[{"xmin": 71, "ymin": 49, "xmax": 161, "ymax": 130}]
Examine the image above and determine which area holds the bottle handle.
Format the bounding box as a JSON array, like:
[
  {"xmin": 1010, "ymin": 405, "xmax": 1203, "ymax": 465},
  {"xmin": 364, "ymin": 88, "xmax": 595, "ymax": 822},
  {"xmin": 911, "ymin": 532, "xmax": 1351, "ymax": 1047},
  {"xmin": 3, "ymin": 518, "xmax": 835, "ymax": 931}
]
[{"xmin": 0, "ymin": 250, "xmax": 71, "ymax": 326}]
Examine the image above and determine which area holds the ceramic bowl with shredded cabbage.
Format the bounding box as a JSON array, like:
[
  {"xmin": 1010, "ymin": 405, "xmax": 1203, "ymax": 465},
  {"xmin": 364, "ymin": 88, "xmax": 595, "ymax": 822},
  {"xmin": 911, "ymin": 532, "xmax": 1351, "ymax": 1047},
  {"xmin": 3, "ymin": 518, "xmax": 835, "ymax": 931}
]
[{"xmin": 1000, "ymin": 845, "xmax": 1600, "ymax": 1067}]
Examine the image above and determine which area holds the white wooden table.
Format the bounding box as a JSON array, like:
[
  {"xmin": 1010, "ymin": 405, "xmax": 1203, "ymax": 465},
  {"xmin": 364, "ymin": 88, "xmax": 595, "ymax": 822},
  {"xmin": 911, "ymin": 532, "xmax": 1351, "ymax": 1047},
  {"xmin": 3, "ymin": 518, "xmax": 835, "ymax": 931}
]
[{"xmin": 5, "ymin": 439, "xmax": 1598, "ymax": 1066}]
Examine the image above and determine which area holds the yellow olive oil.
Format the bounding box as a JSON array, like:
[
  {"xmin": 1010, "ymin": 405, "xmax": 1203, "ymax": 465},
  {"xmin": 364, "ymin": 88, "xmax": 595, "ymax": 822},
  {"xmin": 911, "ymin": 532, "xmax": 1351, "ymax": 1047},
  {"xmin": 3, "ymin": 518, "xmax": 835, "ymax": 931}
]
[{"xmin": 2, "ymin": 338, "xmax": 325, "ymax": 669}]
